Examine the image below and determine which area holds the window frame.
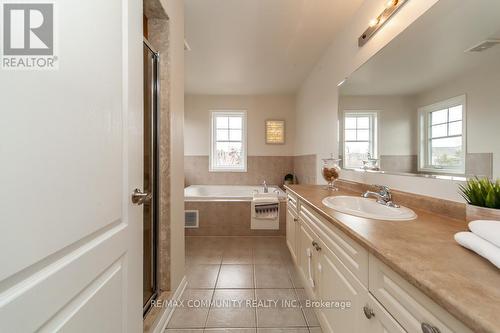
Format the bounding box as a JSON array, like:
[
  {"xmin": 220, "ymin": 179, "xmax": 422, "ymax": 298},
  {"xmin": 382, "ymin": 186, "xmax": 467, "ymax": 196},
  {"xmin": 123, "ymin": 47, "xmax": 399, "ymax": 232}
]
[
  {"xmin": 342, "ymin": 111, "xmax": 379, "ymax": 169},
  {"xmin": 418, "ymin": 95, "xmax": 467, "ymax": 175},
  {"xmin": 209, "ymin": 110, "xmax": 248, "ymax": 172}
]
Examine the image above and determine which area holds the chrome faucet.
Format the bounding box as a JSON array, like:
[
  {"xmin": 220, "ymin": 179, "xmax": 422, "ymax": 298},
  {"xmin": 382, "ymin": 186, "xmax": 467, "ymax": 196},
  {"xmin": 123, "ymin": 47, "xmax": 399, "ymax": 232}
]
[
  {"xmin": 262, "ymin": 180, "xmax": 269, "ymax": 193},
  {"xmin": 362, "ymin": 185, "xmax": 400, "ymax": 208}
]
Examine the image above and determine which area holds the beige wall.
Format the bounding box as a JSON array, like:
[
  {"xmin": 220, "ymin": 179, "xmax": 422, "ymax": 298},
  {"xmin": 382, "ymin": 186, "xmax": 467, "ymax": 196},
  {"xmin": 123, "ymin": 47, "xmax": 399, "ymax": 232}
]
[
  {"xmin": 294, "ymin": 0, "xmax": 475, "ymax": 202},
  {"xmin": 185, "ymin": 94, "xmax": 296, "ymax": 156},
  {"xmin": 415, "ymin": 63, "xmax": 500, "ymax": 179},
  {"xmin": 161, "ymin": 0, "xmax": 185, "ymax": 293}
]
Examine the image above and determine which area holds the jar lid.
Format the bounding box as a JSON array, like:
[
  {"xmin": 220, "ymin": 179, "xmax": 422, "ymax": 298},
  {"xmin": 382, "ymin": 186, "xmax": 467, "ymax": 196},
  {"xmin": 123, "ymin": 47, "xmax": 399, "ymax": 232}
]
[{"xmin": 322, "ymin": 154, "xmax": 341, "ymax": 162}]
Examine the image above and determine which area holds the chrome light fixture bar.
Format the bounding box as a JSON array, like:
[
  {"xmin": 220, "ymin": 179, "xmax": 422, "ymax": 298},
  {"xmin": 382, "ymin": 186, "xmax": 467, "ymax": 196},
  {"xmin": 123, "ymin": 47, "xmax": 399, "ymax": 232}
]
[{"xmin": 358, "ymin": 0, "xmax": 408, "ymax": 47}]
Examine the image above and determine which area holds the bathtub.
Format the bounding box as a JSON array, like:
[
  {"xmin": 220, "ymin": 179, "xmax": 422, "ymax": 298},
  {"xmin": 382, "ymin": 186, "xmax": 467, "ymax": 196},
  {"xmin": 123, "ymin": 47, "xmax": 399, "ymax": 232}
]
[
  {"xmin": 184, "ymin": 185, "xmax": 287, "ymax": 236},
  {"xmin": 184, "ymin": 185, "xmax": 286, "ymax": 201}
]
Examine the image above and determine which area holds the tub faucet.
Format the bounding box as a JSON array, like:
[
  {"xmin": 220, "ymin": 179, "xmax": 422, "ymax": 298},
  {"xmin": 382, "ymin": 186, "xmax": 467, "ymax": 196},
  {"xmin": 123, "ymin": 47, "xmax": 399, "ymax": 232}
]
[
  {"xmin": 362, "ymin": 185, "xmax": 400, "ymax": 208},
  {"xmin": 262, "ymin": 181, "xmax": 269, "ymax": 193}
]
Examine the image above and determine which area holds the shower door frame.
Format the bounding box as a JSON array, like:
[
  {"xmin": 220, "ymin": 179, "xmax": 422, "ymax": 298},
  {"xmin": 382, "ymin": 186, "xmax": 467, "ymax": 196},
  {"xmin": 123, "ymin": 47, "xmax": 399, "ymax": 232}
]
[{"xmin": 143, "ymin": 38, "xmax": 160, "ymax": 316}]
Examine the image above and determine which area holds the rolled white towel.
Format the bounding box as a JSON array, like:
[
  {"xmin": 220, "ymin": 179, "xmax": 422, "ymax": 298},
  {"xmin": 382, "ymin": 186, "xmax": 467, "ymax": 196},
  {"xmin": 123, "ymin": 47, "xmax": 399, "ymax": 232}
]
[
  {"xmin": 469, "ymin": 220, "xmax": 500, "ymax": 248},
  {"xmin": 454, "ymin": 232, "xmax": 500, "ymax": 269}
]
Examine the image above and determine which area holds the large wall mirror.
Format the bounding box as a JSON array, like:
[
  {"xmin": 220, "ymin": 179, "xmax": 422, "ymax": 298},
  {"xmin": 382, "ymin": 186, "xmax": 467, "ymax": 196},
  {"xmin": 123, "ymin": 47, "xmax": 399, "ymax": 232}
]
[{"xmin": 338, "ymin": 0, "xmax": 500, "ymax": 180}]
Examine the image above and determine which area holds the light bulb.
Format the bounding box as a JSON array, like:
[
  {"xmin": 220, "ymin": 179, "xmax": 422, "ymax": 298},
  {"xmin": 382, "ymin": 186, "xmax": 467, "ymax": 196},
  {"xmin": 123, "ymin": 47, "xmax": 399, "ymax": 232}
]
[
  {"xmin": 386, "ymin": 0, "xmax": 398, "ymax": 8},
  {"xmin": 369, "ymin": 18, "xmax": 379, "ymax": 28}
]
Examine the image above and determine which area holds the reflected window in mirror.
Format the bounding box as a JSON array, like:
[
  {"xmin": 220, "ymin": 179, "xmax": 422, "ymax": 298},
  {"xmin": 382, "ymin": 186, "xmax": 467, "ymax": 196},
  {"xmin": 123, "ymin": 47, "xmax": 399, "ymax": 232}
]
[
  {"xmin": 418, "ymin": 95, "xmax": 466, "ymax": 175},
  {"xmin": 343, "ymin": 111, "xmax": 378, "ymax": 169}
]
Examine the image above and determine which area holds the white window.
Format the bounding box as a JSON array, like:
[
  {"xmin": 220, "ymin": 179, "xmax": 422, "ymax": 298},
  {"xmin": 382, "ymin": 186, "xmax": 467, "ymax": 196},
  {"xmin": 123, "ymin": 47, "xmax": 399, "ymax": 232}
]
[
  {"xmin": 418, "ymin": 95, "xmax": 466, "ymax": 174},
  {"xmin": 343, "ymin": 111, "xmax": 378, "ymax": 169},
  {"xmin": 210, "ymin": 110, "xmax": 247, "ymax": 172}
]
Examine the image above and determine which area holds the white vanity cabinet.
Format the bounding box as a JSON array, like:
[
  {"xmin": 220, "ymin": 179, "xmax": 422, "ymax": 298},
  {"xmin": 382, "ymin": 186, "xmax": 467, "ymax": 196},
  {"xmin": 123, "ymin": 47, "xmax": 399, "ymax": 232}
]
[
  {"xmin": 298, "ymin": 220, "xmax": 320, "ymax": 297},
  {"xmin": 287, "ymin": 190, "xmax": 473, "ymax": 333},
  {"xmin": 315, "ymin": 238, "xmax": 370, "ymax": 332},
  {"xmin": 286, "ymin": 193, "xmax": 299, "ymax": 262}
]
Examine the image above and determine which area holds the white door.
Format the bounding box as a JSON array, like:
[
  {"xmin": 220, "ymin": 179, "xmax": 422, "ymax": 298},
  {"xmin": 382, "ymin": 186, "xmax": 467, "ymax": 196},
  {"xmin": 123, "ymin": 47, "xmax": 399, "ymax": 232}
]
[{"xmin": 0, "ymin": 0, "xmax": 143, "ymax": 332}]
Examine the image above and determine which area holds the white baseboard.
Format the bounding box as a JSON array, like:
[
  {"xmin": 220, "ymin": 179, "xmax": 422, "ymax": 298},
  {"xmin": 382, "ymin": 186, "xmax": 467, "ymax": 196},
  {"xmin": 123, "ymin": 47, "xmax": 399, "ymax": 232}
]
[{"xmin": 151, "ymin": 276, "xmax": 187, "ymax": 333}]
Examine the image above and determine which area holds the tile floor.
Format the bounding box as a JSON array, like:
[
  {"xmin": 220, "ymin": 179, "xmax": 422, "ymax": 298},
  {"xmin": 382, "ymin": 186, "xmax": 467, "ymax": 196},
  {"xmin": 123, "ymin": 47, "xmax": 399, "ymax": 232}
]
[{"xmin": 165, "ymin": 236, "xmax": 322, "ymax": 333}]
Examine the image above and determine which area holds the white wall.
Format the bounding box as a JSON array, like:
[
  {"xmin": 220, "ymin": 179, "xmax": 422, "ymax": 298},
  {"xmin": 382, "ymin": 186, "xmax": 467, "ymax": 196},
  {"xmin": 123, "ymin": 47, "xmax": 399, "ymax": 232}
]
[
  {"xmin": 161, "ymin": 0, "xmax": 185, "ymax": 292},
  {"xmin": 295, "ymin": 0, "xmax": 472, "ymax": 202},
  {"xmin": 416, "ymin": 63, "xmax": 500, "ymax": 179},
  {"xmin": 339, "ymin": 95, "xmax": 417, "ymax": 156},
  {"xmin": 185, "ymin": 94, "xmax": 296, "ymax": 156}
]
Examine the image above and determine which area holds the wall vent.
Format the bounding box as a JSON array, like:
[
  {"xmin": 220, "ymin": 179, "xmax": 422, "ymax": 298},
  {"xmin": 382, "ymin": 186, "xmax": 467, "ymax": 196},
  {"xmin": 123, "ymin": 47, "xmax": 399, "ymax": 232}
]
[
  {"xmin": 185, "ymin": 210, "xmax": 199, "ymax": 228},
  {"xmin": 465, "ymin": 40, "xmax": 500, "ymax": 53}
]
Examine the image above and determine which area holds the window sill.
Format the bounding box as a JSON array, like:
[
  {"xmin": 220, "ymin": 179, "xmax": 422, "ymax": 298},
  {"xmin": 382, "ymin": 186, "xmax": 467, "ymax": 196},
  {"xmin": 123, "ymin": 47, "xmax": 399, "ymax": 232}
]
[
  {"xmin": 418, "ymin": 167, "xmax": 465, "ymax": 175},
  {"xmin": 209, "ymin": 168, "xmax": 248, "ymax": 173}
]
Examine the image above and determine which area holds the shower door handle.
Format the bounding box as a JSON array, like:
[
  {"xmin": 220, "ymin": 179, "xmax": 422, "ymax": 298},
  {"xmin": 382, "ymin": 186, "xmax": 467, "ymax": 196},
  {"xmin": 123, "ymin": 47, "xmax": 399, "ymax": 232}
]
[{"xmin": 131, "ymin": 188, "xmax": 152, "ymax": 205}]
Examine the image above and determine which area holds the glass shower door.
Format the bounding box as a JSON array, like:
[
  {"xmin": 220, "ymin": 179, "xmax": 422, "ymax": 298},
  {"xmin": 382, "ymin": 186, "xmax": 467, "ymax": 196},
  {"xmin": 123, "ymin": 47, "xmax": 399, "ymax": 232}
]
[{"xmin": 143, "ymin": 40, "xmax": 159, "ymax": 314}]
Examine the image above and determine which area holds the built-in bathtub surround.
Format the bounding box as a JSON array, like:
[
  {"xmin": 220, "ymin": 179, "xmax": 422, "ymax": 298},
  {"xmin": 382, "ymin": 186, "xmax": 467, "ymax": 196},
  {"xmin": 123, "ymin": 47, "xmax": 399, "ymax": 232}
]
[
  {"xmin": 184, "ymin": 155, "xmax": 293, "ymax": 186},
  {"xmin": 184, "ymin": 185, "xmax": 286, "ymax": 236},
  {"xmin": 185, "ymin": 201, "xmax": 286, "ymax": 236},
  {"xmin": 293, "ymin": 154, "xmax": 317, "ymax": 185},
  {"xmin": 335, "ymin": 179, "xmax": 466, "ymax": 221}
]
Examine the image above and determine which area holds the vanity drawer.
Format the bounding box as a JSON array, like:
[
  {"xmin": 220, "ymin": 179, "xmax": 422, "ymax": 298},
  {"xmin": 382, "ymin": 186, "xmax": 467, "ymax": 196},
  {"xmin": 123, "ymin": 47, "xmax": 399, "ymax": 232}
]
[
  {"xmin": 369, "ymin": 255, "xmax": 473, "ymax": 333},
  {"xmin": 299, "ymin": 202, "xmax": 368, "ymax": 287},
  {"xmin": 287, "ymin": 192, "xmax": 298, "ymax": 214}
]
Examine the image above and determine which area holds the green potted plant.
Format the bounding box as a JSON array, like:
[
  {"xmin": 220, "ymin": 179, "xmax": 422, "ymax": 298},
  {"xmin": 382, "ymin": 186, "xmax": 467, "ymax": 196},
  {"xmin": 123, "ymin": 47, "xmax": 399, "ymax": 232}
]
[
  {"xmin": 284, "ymin": 173, "xmax": 295, "ymax": 185},
  {"xmin": 459, "ymin": 177, "xmax": 500, "ymax": 222}
]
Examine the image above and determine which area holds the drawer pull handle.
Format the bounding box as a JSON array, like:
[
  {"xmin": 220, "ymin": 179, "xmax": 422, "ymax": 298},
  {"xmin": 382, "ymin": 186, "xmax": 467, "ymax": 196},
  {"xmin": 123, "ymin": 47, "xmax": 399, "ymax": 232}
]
[
  {"xmin": 293, "ymin": 217, "xmax": 298, "ymax": 222},
  {"xmin": 363, "ymin": 306, "xmax": 375, "ymax": 319},
  {"xmin": 312, "ymin": 241, "xmax": 321, "ymax": 251},
  {"xmin": 306, "ymin": 248, "xmax": 315, "ymax": 288},
  {"xmin": 421, "ymin": 323, "xmax": 440, "ymax": 333}
]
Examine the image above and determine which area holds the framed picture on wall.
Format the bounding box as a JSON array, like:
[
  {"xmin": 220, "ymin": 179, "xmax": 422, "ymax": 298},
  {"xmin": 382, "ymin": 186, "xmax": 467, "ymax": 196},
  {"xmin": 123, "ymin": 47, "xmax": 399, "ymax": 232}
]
[{"xmin": 265, "ymin": 120, "xmax": 285, "ymax": 144}]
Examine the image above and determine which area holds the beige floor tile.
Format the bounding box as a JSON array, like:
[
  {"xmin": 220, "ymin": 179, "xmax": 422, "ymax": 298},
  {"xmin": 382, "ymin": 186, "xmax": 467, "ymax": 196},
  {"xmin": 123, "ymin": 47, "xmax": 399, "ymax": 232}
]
[
  {"xmin": 254, "ymin": 265, "xmax": 292, "ymax": 289},
  {"xmin": 204, "ymin": 328, "xmax": 257, "ymax": 333},
  {"xmin": 187, "ymin": 265, "xmax": 220, "ymax": 289},
  {"xmin": 252, "ymin": 237, "xmax": 286, "ymax": 249},
  {"xmin": 284, "ymin": 264, "xmax": 303, "ymax": 289},
  {"xmin": 253, "ymin": 248, "xmax": 284, "ymax": 265},
  {"xmin": 167, "ymin": 289, "xmax": 214, "ymax": 329},
  {"xmin": 255, "ymin": 289, "xmax": 306, "ymax": 328},
  {"xmin": 165, "ymin": 330, "xmax": 204, "ymax": 333},
  {"xmin": 308, "ymin": 328, "xmax": 322, "ymax": 333},
  {"xmin": 257, "ymin": 329, "xmax": 309, "ymax": 333},
  {"xmin": 205, "ymin": 289, "xmax": 256, "ymax": 328},
  {"xmin": 294, "ymin": 289, "xmax": 320, "ymax": 327},
  {"xmin": 187, "ymin": 248, "xmax": 224, "ymax": 265},
  {"xmin": 216, "ymin": 265, "xmax": 254, "ymax": 289},
  {"xmin": 222, "ymin": 247, "xmax": 253, "ymax": 264}
]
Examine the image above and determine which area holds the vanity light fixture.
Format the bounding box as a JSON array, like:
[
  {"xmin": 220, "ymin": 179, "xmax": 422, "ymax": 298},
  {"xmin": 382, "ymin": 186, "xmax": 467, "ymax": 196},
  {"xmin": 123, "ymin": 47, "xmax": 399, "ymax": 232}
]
[{"xmin": 359, "ymin": 0, "xmax": 408, "ymax": 47}]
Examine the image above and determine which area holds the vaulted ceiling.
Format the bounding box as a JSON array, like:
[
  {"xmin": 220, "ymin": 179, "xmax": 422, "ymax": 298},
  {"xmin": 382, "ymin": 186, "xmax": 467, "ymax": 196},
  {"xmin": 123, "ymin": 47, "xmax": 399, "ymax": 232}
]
[{"xmin": 185, "ymin": 0, "xmax": 363, "ymax": 95}]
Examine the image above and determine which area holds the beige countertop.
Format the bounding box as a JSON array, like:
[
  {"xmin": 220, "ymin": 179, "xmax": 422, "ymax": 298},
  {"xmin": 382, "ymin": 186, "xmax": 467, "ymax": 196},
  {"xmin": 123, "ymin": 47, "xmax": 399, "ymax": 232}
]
[{"xmin": 285, "ymin": 184, "xmax": 500, "ymax": 333}]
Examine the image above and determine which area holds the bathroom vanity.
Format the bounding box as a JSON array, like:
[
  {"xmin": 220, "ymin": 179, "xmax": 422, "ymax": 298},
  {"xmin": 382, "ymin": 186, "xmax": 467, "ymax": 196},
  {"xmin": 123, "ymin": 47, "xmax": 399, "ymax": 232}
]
[{"xmin": 285, "ymin": 185, "xmax": 500, "ymax": 333}]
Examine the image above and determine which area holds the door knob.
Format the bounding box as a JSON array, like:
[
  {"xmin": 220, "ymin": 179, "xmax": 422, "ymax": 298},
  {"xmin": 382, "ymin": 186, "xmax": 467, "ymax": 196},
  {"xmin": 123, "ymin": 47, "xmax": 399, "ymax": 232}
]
[{"xmin": 131, "ymin": 188, "xmax": 151, "ymax": 205}]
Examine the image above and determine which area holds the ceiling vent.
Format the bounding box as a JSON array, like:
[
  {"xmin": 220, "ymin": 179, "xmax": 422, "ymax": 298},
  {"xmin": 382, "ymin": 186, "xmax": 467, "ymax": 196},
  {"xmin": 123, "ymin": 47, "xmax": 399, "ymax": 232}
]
[{"xmin": 465, "ymin": 40, "xmax": 500, "ymax": 53}]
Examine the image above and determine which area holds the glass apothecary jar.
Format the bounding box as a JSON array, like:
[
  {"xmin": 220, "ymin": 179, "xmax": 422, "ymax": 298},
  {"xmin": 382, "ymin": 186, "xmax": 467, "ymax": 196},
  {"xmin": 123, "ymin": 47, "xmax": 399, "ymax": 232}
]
[{"xmin": 321, "ymin": 156, "xmax": 341, "ymax": 191}]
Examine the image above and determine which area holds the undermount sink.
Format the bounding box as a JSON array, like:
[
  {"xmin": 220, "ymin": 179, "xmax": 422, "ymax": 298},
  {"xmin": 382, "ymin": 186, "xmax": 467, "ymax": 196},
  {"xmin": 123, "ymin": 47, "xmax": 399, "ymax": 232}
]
[{"xmin": 322, "ymin": 196, "xmax": 417, "ymax": 221}]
